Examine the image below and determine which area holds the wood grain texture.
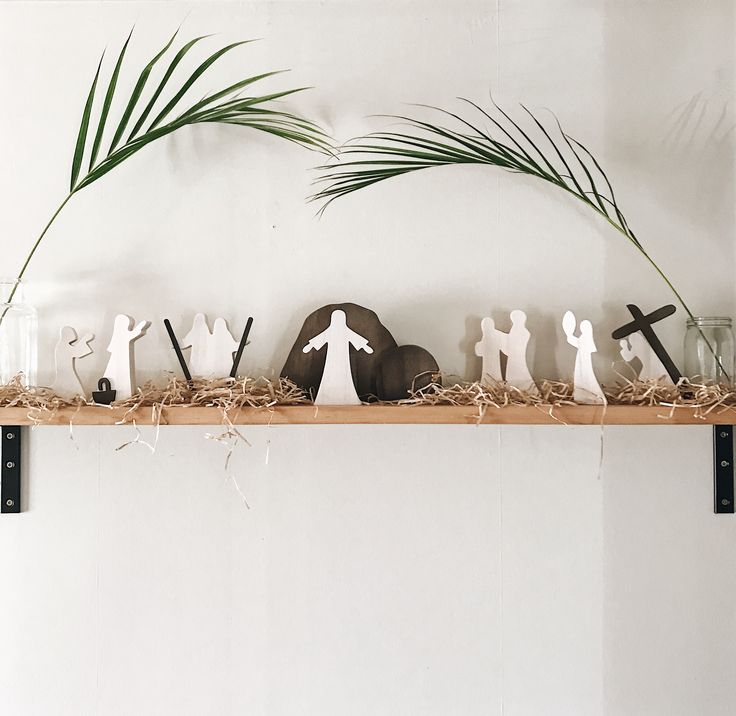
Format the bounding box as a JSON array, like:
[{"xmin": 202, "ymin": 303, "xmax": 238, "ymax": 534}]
[{"xmin": 0, "ymin": 405, "xmax": 731, "ymax": 426}]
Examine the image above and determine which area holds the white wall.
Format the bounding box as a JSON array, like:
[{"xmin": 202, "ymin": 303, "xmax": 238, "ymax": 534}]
[{"xmin": 0, "ymin": 1, "xmax": 735, "ymax": 714}]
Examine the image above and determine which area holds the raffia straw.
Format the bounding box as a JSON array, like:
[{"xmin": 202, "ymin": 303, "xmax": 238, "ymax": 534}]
[
  {"xmin": 394, "ymin": 378, "xmax": 576, "ymax": 408},
  {"xmin": 0, "ymin": 375, "xmax": 86, "ymax": 424},
  {"xmin": 394, "ymin": 375, "xmax": 736, "ymax": 420},
  {"xmin": 3, "ymin": 374, "xmax": 736, "ymax": 420}
]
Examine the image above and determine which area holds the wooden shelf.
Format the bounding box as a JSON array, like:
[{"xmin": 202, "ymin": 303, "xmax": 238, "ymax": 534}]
[{"xmin": 0, "ymin": 404, "xmax": 730, "ymax": 426}]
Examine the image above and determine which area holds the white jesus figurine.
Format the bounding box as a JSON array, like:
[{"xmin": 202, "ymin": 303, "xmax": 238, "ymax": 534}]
[
  {"xmin": 103, "ymin": 314, "xmax": 150, "ymax": 400},
  {"xmin": 562, "ymin": 310, "xmax": 605, "ymax": 404},
  {"xmin": 302, "ymin": 309, "xmax": 373, "ymax": 405},
  {"xmin": 52, "ymin": 326, "xmax": 94, "ymax": 400}
]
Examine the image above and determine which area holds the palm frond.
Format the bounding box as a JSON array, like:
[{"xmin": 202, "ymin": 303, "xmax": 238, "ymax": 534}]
[
  {"xmin": 313, "ymin": 102, "xmax": 626, "ymax": 240},
  {"xmin": 312, "ymin": 99, "xmax": 724, "ymax": 375},
  {"xmin": 70, "ymin": 30, "xmax": 331, "ymax": 193},
  {"xmin": 2, "ymin": 29, "xmax": 332, "ymax": 318}
]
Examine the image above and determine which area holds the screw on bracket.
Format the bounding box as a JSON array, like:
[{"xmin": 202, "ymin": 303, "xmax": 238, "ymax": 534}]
[
  {"xmin": 714, "ymin": 426, "xmax": 735, "ymax": 515},
  {"xmin": 1, "ymin": 425, "xmax": 21, "ymax": 514}
]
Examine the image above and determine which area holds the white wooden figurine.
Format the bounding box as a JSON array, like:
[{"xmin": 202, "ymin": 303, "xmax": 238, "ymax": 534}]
[
  {"xmin": 52, "ymin": 326, "xmax": 94, "ymax": 400},
  {"xmin": 505, "ymin": 310, "xmax": 539, "ymax": 395},
  {"xmin": 182, "ymin": 313, "xmax": 210, "ymax": 377},
  {"xmin": 562, "ymin": 310, "xmax": 605, "ymax": 404},
  {"xmin": 103, "ymin": 314, "xmax": 150, "ymax": 400},
  {"xmin": 303, "ymin": 309, "xmax": 373, "ymax": 405},
  {"xmin": 209, "ymin": 318, "xmax": 240, "ymax": 377},
  {"xmin": 475, "ymin": 310, "xmax": 539, "ymax": 395},
  {"xmin": 182, "ymin": 313, "xmax": 239, "ymax": 378},
  {"xmin": 474, "ymin": 317, "xmax": 504, "ymax": 385},
  {"xmin": 619, "ymin": 332, "xmax": 674, "ymax": 384}
]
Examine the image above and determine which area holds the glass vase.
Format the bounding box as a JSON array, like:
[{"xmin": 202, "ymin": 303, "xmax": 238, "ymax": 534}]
[
  {"xmin": 684, "ymin": 317, "xmax": 734, "ymax": 385},
  {"xmin": 0, "ymin": 280, "xmax": 37, "ymax": 386}
]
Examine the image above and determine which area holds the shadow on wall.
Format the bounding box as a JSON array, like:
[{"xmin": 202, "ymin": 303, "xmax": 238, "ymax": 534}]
[{"xmin": 603, "ymin": 0, "xmax": 735, "ymax": 237}]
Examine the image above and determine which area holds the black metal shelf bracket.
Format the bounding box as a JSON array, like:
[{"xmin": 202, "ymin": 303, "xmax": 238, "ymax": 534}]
[
  {"xmin": 714, "ymin": 426, "xmax": 734, "ymax": 514},
  {"xmin": 0, "ymin": 426, "xmax": 21, "ymax": 514},
  {"xmin": 0, "ymin": 424, "xmax": 732, "ymax": 515}
]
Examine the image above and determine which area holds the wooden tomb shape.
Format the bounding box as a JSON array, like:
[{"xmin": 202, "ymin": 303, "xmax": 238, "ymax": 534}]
[
  {"xmin": 52, "ymin": 325, "xmax": 94, "ymax": 400},
  {"xmin": 562, "ymin": 310, "xmax": 605, "ymax": 404},
  {"xmin": 282, "ymin": 303, "xmax": 397, "ymax": 401},
  {"xmin": 375, "ymin": 345, "xmax": 439, "ymax": 401}
]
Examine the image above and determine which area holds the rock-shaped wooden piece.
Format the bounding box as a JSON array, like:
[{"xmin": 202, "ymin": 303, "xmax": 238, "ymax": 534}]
[
  {"xmin": 375, "ymin": 345, "xmax": 440, "ymax": 401},
  {"xmin": 282, "ymin": 303, "xmax": 397, "ymax": 401}
]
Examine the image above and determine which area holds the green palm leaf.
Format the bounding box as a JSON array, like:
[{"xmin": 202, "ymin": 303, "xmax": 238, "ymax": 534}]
[
  {"xmin": 69, "ymin": 31, "xmax": 330, "ymax": 189},
  {"xmin": 88, "ymin": 28, "xmax": 134, "ymax": 170},
  {"xmin": 2, "ymin": 29, "xmax": 331, "ymax": 320},
  {"xmin": 108, "ymin": 28, "xmax": 179, "ymax": 155},
  {"xmin": 126, "ymin": 34, "xmax": 210, "ymax": 141},
  {"xmin": 147, "ymin": 40, "xmax": 253, "ymax": 131},
  {"xmin": 70, "ymin": 51, "xmax": 104, "ymax": 191},
  {"xmin": 313, "ymin": 99, "xmax": 723, "ymax": 375}
]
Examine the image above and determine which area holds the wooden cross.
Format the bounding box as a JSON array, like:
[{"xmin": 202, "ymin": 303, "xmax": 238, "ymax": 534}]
[{"xmin": 611, "ymin": 304, "xmax": 681, "ymax": 383}]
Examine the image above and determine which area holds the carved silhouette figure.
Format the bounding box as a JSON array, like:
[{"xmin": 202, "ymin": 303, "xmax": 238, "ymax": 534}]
[
  {"xmin": 103, "ymin": 314, "xmax": 149, "ymax": 400},
  {"xmin": 475, "ymin": 311, "xmax": 538, "ymax": 394},
  {"xmin": 619, "ymin": 333, "xmax": 674, "ymax": 384},
  {"xmin": 52, "ymin": 326, "xmax": 94, "ymax": 400},
  {"xmin": 182, "ymin": 313, "xmax": 211, "ymax": 377},
  {"xmin": 562, "ymin": 310, "xmax": 605, "ymax": 404},
  {"xmin": 182, "ymin": 314, "xmax": 241, "ymax": 378},
  {"xmin": 505, "ymin": 310, "xmax": 539, "ymax": 395},
  {"xmin": 302, "ymin": 309, "xmax": 373, "ymax": 404},
  {"xmin": 209, "ymin": 318, "xmax": 240, "ymax": 377},
  {"xmin": 475, "ymin": 317, "xmax": 504, "ymax": 385}
]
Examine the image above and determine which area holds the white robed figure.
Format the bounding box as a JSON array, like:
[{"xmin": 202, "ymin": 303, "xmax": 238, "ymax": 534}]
[
  {"xmin": 303, "ymin": 309, "xmax": 373, "ymax": 405},
  {"xmin": 505, "ymin": 310, "xmax": 539, "ymax": 395},
  {"xmin": 52, "ymin": 326, "xmax": 94, "ymax": 400},
  {"xmin": 209, "ymin": 318, "xmax": 240, "ymax": 377},
  {"xmin": 619, "ymin": 332, "xmax": 674, "ymax": 384},
  {"xmin": 475, "ymin": 311, "xmax": 539, "ymax": 395},
  {"xmin": 182, "ymin": 314, "xmax": 240, "ymax": 378},
  {"xmin": 474, "ymin": 317, "xmax": 504, "ymax": 385},
  {"xmin": 562, "ymin": 310, "xmax": 604, "ymax": 404},
  {"xmin": 182, "ymin": 313, "xmax": 211, "ymax": 377},
  {"xmin": 103, "ymin": 314, "xmax": 149, "ymax": 400}
]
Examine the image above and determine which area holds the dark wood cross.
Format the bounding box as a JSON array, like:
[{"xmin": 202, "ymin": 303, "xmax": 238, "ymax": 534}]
[{"xmin": 611, "ymin": 304, "xmax": 681, "ymax": 383}]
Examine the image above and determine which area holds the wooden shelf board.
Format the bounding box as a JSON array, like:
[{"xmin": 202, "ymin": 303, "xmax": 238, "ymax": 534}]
[{"xmin": 0, "ymin": 404, "xmax": 730, "ymax": 426}]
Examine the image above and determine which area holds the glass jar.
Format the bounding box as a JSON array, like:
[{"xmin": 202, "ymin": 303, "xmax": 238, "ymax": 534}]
[
  {"xmin": 0, "ymin": 280, "xmax": 37, "ymax": 386},
  {"xmin": 684, "ymin": 317, "xmax": 735, "ymax": 385}
]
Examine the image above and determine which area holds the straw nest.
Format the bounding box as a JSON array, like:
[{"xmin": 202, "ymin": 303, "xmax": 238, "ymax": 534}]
[{"xmin": 1, "ymin": 374, "xmax": 736, "ymax": 419}]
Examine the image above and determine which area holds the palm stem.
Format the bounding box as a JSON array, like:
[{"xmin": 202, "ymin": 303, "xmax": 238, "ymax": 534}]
[
  {"xmin": 562, "ymin": 189, "xmax": 727, "ymax": 380},
  {"xmin": 1, "ymin": 192, "xmax": 75, "ymax": 325}
]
